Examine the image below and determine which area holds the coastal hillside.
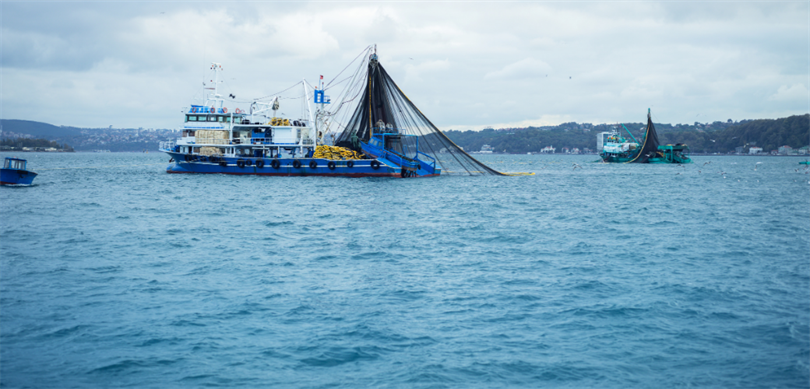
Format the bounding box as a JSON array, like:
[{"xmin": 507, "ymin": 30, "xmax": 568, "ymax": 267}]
[
  {"xmin": 2, "ymin": 115, "xmax": 807, "ymax": 154},
  {"xmin": 445, "ymin": 114, "xmax": 809, "ymax": 154},
  {"xmin": 0, "ymin": 119, "xmax": 177, "ymax": 152}
]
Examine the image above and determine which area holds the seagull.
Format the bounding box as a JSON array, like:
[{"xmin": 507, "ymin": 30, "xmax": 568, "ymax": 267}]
[
  {"xmin": 703, "ymin": 161, "xmax": 711, "ymax": 166},
  {"xmin": 572, "ymin": 163, "xmax": 582, "ymax": 170}
]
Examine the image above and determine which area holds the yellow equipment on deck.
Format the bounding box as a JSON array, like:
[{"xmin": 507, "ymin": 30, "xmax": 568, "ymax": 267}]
[{"xmin": 313, "ymin": 145, "xmax": 365, "ymax": 160}]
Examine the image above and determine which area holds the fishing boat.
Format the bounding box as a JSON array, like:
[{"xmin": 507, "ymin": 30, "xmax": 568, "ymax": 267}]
[
  {"xmin": 1, "ymin": 157, "xmax": 37, "ymax": 185},
  {"xmin": 159, "ymin": 57, "xmax": 441, "ymax": 177},
  {"xmin": 598, "ymin": 109, "xmax": 691, "ymax": 164},
  {"xmin": 160, "ymin": 47, "xmax": 513, "ymax": 177}
]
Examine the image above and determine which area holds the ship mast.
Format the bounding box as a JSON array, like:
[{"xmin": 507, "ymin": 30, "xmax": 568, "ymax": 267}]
[{"xmin": 204, "ymin": 63, "xmax": 224, "ymax": 111}]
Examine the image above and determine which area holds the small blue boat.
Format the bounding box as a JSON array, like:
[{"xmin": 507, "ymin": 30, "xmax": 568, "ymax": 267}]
[{"xmin": 1, "ymin": 157, "xmax": 37, "ymax": 185}]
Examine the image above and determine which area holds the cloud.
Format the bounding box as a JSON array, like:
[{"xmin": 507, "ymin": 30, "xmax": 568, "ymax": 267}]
[
  {"xmin": 768, "ymin": 84, "xmax": 808, "ymax": 102},
  {"xmin": 0, "ymin": 2, "xmax": 807, "ymax": 129},
  {"xmin": 484, "ymin": 58, "xmax": 553, "ymax": 80}
]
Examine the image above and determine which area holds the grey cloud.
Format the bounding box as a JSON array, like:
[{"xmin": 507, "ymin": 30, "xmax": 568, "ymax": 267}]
[{"xmin": 1, "ymin": 2, "xmax": 807, "ymax": 130}]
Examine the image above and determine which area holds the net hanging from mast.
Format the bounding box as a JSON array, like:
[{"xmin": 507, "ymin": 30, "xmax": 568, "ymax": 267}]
[
  {"xmin": 332, "ymin": 50, "xmax": 507, "ymax": 176},
  {"xmin": 627, "ymin": 109, "xmax": 661, "ymax": 163}
]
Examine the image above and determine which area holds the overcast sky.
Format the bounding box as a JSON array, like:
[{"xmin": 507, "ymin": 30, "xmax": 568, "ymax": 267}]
[{"xmin": 1, "ymin": 1, "xmax": 808, "ymax": 131}]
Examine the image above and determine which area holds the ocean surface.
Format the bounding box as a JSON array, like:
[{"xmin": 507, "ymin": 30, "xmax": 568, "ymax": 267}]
[{"xmin": 1, "ymin": 152, "xmax": 809, "ymax": 388}]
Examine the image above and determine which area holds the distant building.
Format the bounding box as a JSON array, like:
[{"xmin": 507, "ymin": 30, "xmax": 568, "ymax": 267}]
[
  {"xmin": 778, "ymin": 145, "xmax": 793, "ymax": 155},
  {"xmin": 541, "ymin": 145, "xmax": 556, "ymax": 153},
  {"xmin": 479, "ymin": 144, "xmax": 493, "ymax": 154},
  {"xmin": 798, "ymin": 146, "xmax": 809, "ymax": 155},
  {"xmin": 749, "ymin": 147, "xmax": 763, "ymax": 155}
]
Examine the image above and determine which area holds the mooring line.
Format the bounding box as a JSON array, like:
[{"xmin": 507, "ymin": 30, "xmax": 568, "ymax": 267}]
[{"xmin": 37, "ymin": 163, "xmax": 169, "ymax": 171}]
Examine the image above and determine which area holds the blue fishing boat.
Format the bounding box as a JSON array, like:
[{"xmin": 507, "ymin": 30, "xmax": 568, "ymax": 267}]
[
  {"xmin": 159, "ymin": 59, "xmax": 441, "ymax": 178},
  {"xmin": 1, "ymin": 157, "xmax": 37, "ymax": 185},
  {"xmin": 160, "ymin": 48, "xmax": 512, "ymax": 177}
]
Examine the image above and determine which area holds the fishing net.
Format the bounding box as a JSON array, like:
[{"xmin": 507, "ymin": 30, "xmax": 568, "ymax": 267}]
[
  {"xmin": 332, "ymin": 52, "xmax": 506, "ymax": 176},
  {"xmin": 628, "ymin": 111, "xmax": 661, "ymax": 163}
]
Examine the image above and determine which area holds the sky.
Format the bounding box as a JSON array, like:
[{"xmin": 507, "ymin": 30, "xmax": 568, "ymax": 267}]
[{"xmin": 1, "ymin": 1, "xmax": 808, "ymax": 131}]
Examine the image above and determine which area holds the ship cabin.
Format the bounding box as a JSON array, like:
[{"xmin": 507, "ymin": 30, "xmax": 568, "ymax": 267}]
[
  {"xmin": 3, "ymin": 157, "xmax": 29, "ymax": 171},
  {"xmin": 172, "ymin": 104, "xmax": 315, "ymax": 160}
]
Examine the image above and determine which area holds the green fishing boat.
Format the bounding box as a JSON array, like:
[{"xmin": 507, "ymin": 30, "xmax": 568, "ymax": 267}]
[{"xmin": 599, "ymin": 109, "xmax": 691, "ymax": 164}]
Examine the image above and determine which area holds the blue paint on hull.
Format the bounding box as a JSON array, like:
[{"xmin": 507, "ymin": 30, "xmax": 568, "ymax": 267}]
[
  {"xmin": 0, "ymin": 168, "xmax": 37, "ymax": 185},
  {"xmin": 163, "ymin": 153, "xmax": 422, "ymax": 177}
]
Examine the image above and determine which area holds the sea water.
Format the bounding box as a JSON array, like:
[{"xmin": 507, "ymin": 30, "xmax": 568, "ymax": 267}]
[{"xmin": 1, "ymin": 152, "xmax": 809, "ymax": 388}]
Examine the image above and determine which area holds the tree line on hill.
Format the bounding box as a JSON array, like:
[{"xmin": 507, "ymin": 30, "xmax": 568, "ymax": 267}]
[
  {"xmin": 0, "ymin": 138, "xmax": 74, "ymax": 152},
  {"xmin": 444, "ymin": 114, "xmax": 809, "ymax": 154},
  {"xmin": 1, "ymin": 119, "xmax": 176, "ymax": 152},
  {"xmin": 2, "ymin": 115, "xmax": 808, "ymax": 154}
]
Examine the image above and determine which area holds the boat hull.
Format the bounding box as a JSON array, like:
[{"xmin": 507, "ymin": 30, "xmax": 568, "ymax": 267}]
[
  {"xmin": 162, "ymin": 153, "xmax": 435, "ymax": 177},
  {"xmin": 0, "ymin": 168, "xmax": 37, "ymax": 185}
]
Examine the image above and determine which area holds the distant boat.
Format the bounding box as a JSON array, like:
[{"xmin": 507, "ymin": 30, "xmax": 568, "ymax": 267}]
[
  {"xmin": 598, "ymin": 109, "xmax": 691, "ymax": 164},
  {"xmin": 1, "ymin": 157, "xmax": 37, "ymax": 185}
]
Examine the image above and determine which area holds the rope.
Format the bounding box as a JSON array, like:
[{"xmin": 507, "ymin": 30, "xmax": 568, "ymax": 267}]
[
  {"xmin": 37, "ymin": 163, "xmax": 170, "ymax": 171},
  {"xmin": 253, "ymin": 81, "xmax": 303, "ymax": 101}
]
